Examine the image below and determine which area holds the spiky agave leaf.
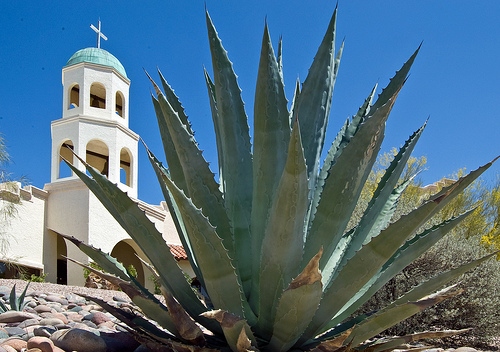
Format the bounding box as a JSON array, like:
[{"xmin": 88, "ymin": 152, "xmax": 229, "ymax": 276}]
[
  {"xmin": 360, "ymin": 329, "xmax": 470, "ymax": 352},
  {"xmin": 301, "ymin": 83, "xmax": 402, "ymax": 276},
  {"xmin": 319, "ymin": 122, "xmax": 425, "ymax": 287},
  {"xmin": 299, "ymin": 159, "xmax": 494, "ymax": 343},
  {"xmin": 7, "ymin": 282, "xmax": 30, "ymax": 312},
  {"xmin": 57, "ymin": 238, "xmax": 187, "ymax": 336},
  {"xmin": 149, "ymin": 75, "xmax": 235, "ymax": 261},
  {"xmin": 305, "ymin": 84, "xmax": 378, "ymax": 235},
  {"xmin": 268, "ymin": 248, "xmax": 323, "ymax": 352},
  {"xmin": 78, "ymin": 293, "xmax": 179, "ymax": 344},
  {"xmin": 257, "ymin": 119, "xmax": 308, "ymax": 335},
  {"xmin": 158, "ymin": 162, "xmax": 256, "ymax": 326},
  {"xmin": 139, "ymin": 254, "xmax": 209, "ymax": 345},
  {"xmin": 143, "ymin": 144, "xmax": 203, "ymax": 285},
  {"xmin": 151, "ymin": 94, "xmax": 189, "ymax": 196},
  {"xmin": 205, "ymin": 9, "xmax": 253, "ymax": 295},
  {"xmin": 250, "ymin": 20, "xmax": 291, "ymax": 312},
  {"xmin": 201, "ymin": 310, "xmax": 258, "ymax": 352},
  {"xmin": 53, "ymin": 231, "xmax": 131, "ymax": 281},
  {"xmin": 157, "ymin": 68, "xmax": 194, "ymax": 136},
  {"xmin": 328, "ymin": 207, "xmax": 478, "ymax": 327},
  {"xmin": 301, "ymin": 46, "xmax": 419, "ymax": 274},
  {"xmin": 292, "ymin": 6, "xmax": 342, "ymax": 193},
  {"xmin": 61, "ymin": 155, "xmax": 215, "ymax": 330},
  {"xmin": 65, "ymin": 256, "xmax": 185, "ymax": 339},
  {"xmin": 306, "ymin": 327, "xmax": 354, "ymax": 352},
  {"xmin": 347, "ymin": 285, "xmax": 463, "ymax": 347}
]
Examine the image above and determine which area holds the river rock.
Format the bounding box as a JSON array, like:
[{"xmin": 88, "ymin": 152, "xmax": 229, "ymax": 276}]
[
  {"xmin": 1, "ymin": 345, "xmax": 16, "ymax": 352},
  {"xmin": 0, "ymin": 311, "xmax": 37, "ymax": 323},
  {"xmin": 27, "ymin": 336, "xmax": 65, "ymax": 352},
  {"xmin": 33, "ymin": 306, "xmax": 51, "ymax": 314},
  {"xmin": 33, "ymin": 327, "xmax": 55, "ymax": 338},
  {"xmin": 18, "ymin": 318, "xmax": 42, "ymax": 329},
  {"xmin": 91, "ymin": 311, "xmax": 111, "ymax": 325},
  {"xmin": 0, "ymin": 337, "xmax": 27, "ymax": 350},
  {"xmin": 3, "ymin": 327, "xmax": 25, "ymax": 338},
  {"xmin": 50, "ymin": 328, "xmax": 107, "ymax": 352}
]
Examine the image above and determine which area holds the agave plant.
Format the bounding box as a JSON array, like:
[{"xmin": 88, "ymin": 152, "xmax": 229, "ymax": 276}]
[
  {"xmin": 57, "ymin": 6, "xmax": 497, "ymax": 352},
  {"xmin": 0, "ymin": 282, "xmax": 30, "ymax": 313}
]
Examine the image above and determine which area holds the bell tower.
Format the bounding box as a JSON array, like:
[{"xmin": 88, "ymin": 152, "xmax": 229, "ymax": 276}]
[{"xmin": 50, "ymin": 21, "xmax": 138, "ymax": 198}]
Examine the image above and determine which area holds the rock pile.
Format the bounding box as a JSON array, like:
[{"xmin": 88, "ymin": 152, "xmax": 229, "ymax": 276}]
[
  {"xmin": 0, "ymin": 284, "xmax": 487, "ymax": 352},
  {"xmin": 0, "ymin": 286, "xmax": 143, "ymax": 352}
]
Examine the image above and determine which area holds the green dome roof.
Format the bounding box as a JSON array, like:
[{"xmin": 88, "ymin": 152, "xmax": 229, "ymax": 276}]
[{"xmin": 65, "ymin": 48, "xmax": 127, "ymax": 78}]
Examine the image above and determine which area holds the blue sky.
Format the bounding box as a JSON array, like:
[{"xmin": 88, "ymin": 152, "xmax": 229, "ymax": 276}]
[{"xmin": 0, "ymin": 1, "xmax": 499, "ymax": 205}]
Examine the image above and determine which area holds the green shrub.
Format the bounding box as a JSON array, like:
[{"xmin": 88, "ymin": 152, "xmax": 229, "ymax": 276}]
[
  {"xmin": 357, "ymin": 219, "xmax": 500, "ymax": 348},
  {"xmin": 26, "ymin": 273, "xmax": 47, "ymax": 282}
]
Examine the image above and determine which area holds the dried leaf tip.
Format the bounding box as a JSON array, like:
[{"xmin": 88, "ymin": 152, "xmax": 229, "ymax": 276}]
[
  {"xmin": 288, "ymin": 247, "xmax": 323, "ymax": 290},
  {"xmin": 143, "ymin": 68, "xmax": 161, "ymax": 96},
  {"xmin": 201, "ymin": 309, "xmax": 242, "ymax": 328}
]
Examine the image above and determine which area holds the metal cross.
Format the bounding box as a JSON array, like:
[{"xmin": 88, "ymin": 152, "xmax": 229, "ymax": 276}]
[{"xmin": 90, "ymin": 20, "xmax": 108, "ymax": 48}]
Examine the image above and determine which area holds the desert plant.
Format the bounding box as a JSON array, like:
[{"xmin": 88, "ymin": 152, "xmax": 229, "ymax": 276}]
[
  {"xmin": 358, "ymin": 231, "xmax": 500, "ymax": 349},
  {"xmin": 0, "ymin": 282, "xmax": 30, "ymax": 313},
  {"xmin": 57, "ymin": 7, "xmax": 497, "ymax": 352},
  {"xmin": 23, "ymin": 273, "xmax": 47, "ymax": 283},
  {"xmin": 352, "ymin": 164, "xmax": 500, "ymax": 349}
]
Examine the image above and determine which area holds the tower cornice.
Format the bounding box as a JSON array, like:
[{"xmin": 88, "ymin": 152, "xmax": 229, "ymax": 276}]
[
  {"xmin": 62, "ymin": 61, "xmax": 130, "ymax": 85},
  {"xmin": 51, "ymin": 115, "xmax": 139, "ymax": 142}
]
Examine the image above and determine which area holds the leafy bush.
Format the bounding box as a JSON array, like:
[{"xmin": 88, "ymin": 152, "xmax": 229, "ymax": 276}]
[
  {"xmin": 358, "ymin": 232, "xmax": 500, "ymax": 348},
  {"xmin": 352, "ymin": 156, "xmax": 500, "ymax": 348},
  {"xmin": 25, "ymin": 273, "xmax": 47, "ymax": 283}
]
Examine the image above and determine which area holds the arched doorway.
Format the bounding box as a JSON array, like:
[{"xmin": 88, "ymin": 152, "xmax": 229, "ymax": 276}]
[
  {"xmin": 57, "ymin": 234, "xmax": 67, "ymax": 285},
  {"xmin": 110, "ymin": 240, "xmax": 145, "ymax": 286}
]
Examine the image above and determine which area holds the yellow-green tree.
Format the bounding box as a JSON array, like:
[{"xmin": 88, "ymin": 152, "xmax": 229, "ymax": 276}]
[{"xmin": 354, "ymin": 149, "xmax": 499, "ymax": 247}]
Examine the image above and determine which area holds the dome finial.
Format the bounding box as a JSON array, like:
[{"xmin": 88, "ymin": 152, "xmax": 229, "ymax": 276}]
[{"xmin": 90, "ymin": 20, "xmax": 108, "ymax": 48}]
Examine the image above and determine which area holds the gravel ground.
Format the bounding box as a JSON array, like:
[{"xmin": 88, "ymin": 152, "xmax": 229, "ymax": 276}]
[{"xmin": 0, "ymin": 279, "xmax": 130, "ymax": 302}]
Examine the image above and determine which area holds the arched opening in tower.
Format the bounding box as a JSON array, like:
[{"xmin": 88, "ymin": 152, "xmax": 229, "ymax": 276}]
[
  {"xmin": 90, "ymin": 82, "xmax": 106, "ymax": 109},
  {"xmin": 120, "ymin": 147, "xmax": 132, "ymax": 186},
  {"xmin": 115, "ymin": 91, "xmax": 124, "ymax": 117},
  {"xmin": 58, "ymin": 140, "xmax": 74, "ymax": 179},
  {"xmin": 69, "ymin": 84, "xmax": 80, "ymax": 109},
  {"xmin": 86, "ymin": 139, "xmax": 109, "ymax": 176}
]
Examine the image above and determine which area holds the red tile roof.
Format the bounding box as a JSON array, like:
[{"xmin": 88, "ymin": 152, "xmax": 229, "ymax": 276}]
[{"xmin": 168, "ymin": 244, "xmax": 188, "ymax": 260}]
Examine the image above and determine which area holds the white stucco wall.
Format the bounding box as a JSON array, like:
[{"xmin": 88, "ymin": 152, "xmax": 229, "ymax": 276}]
[
  {"xmin": 0, "ymin": 179, "xmax": 190, "ymax": 289},
  {"xmin": 1, "ymin": 185, "xmax": 47, "ymax": 271},
  {"xmin": 43, "ymin": 177, "xmax": 185, "ymax": 287},
  {"xmin": 44, "ymin": 179, "xmax": 91, "ymax": 285}
]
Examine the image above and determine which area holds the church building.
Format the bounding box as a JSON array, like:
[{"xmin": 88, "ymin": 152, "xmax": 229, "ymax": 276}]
[{"xmin": 0, "ymin": 23, "xmax": 189, "ymax": 290}]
